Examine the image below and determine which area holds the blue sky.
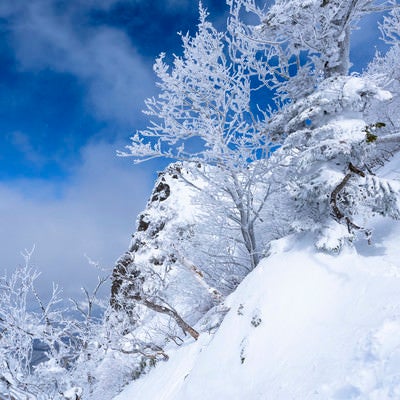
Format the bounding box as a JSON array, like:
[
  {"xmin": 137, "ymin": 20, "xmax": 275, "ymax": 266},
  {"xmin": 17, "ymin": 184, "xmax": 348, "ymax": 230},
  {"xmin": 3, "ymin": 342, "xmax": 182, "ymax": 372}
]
[
  {"xmin": 0, "ymin": 0, "xmax": 227, "ymax": 298},
  {"xmin": 0, "ymin": 0, "xmax": 388, "ymax": 299}
]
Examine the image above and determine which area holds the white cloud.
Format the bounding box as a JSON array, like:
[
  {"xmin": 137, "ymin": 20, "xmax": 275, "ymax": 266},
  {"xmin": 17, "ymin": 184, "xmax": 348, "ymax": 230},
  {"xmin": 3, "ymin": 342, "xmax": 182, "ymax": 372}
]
[
  {"xmin": 5, "ymin": 0, "xmax": 155, "ymax": 128},
  {"xmin": 0, "ymin": 141, "xmax": 156, "ymax": 299},
  {"xmin": 0, "ymin": 1, "xmax": 169, "ymax": 300}
]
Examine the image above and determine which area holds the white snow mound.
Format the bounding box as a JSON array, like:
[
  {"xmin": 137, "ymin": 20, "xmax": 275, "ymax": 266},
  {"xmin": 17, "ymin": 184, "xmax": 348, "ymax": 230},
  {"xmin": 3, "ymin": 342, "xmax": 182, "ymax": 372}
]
[{"xmin": 115, "ymin": 224, "xmax": 400, "ymax": 400}]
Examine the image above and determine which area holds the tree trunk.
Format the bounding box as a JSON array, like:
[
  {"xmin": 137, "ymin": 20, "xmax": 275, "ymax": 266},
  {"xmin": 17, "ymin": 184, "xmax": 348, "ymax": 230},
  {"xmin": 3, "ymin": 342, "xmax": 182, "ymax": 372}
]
[
  {"xmin": 330, "ymin": 163, "xmax": 369, "ymax": 234},
  {"xmin": 139, "ymin": 298, "xmax": 199, "ymax": 340}
]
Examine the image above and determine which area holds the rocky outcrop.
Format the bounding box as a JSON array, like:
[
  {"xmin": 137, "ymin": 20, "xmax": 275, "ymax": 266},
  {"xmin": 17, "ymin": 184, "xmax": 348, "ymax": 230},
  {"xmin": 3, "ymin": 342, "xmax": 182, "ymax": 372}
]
[
  {"xmin": 110, "ymin": 163, "xmax": 216, "ymax": 342},
  {"xmin": 111, "ymin": 164, "xmax": 177, "ymax": 311}
]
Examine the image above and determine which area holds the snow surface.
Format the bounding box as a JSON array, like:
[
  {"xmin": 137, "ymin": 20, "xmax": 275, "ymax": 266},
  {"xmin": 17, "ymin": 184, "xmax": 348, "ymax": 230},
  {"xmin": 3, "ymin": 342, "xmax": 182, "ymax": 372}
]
[
  {"xmin": 114, "ymin": 158, "xmax": 400, "ymax": 400},
  {"xmin": 114, "ymin": 231, "xmax": 400, "ymax": 399}
]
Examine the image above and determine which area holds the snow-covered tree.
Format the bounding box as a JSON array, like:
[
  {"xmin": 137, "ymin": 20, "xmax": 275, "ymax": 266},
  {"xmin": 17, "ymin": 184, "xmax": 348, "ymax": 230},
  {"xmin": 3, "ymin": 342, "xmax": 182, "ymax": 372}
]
[
  {"xmin": 0, "ymin": 252, "xmax": 110, "ymax": 399},
  {"xmin": 120, "ymin": 5, "xmax": 271, "ymax": 271},
  {"xmin": 268, "ymin": 75, "xmax": 400, "ymax": 251},
  {"xmin": 0, "ymin": 252, "xmax": 69, "ymax": 399},
  {"xmin": 366, "ymin": 0, "xmax": 400, "ymax": 131},
  {"xmin": 225, "ymin": 0, "xmax": 400, "ymax": 251},
  {"xmin": 228, "ymin": 0, "xmax": 395, "ymax": 102}
]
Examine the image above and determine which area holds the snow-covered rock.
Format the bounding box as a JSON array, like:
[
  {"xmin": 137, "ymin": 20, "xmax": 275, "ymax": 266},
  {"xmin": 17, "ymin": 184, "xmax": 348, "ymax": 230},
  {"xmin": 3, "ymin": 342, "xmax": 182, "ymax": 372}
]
[{"xmin": 110, "ymin": 162, "xmax": 215, "ymax": 327}]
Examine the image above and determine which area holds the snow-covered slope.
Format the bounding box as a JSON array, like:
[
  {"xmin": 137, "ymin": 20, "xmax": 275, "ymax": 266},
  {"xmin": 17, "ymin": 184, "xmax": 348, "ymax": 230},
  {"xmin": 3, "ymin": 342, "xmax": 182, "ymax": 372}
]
[
  {"xmin": 115, "ymin": 224, "xmax": 400, "ymax": 399},
  {"xmin": 113, "ymin": 157, "xmax": 400, "ymax": 400}
]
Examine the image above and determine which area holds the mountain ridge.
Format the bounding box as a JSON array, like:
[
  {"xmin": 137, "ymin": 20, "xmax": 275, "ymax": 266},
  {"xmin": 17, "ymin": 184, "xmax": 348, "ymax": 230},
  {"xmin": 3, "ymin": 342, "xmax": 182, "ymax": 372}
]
[{"xmin": 113, "ymin": 155, "xmax": 400, "ymax": 400}]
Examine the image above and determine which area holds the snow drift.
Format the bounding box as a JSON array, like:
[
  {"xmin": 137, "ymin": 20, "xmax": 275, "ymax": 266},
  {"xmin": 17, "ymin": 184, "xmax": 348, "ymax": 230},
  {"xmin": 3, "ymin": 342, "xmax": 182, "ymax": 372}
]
[
  {"xmin": 115, "ymin": 221, "xmax": 400, "ymax": 399},
  {"xmin": 112, "ymin": 151, "xmax": 400, "ymax": 400}
]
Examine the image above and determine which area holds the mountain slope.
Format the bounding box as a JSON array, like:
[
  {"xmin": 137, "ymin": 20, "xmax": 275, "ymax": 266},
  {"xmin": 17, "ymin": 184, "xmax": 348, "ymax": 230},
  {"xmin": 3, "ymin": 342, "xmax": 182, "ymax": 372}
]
[
  {"xmin": 113, "ymin": 154, "xmax": 400, "ymax": 399},
  {"xmin": 115, "ymin": 223, "xmax": 400, "ymax": 399}
]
